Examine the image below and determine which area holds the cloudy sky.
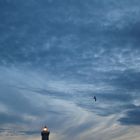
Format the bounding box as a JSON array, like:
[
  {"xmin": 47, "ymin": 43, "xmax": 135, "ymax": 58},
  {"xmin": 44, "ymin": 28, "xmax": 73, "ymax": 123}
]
[{"xmin": 0, "ymin": 0, "xmax": 140, "ymax": 140}]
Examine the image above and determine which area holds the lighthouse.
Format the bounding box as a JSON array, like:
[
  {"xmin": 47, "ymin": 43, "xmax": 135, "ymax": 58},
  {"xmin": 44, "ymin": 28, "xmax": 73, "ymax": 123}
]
[{"xmin": 41, "ymin": 126, "xmax": 50, "ymax": 140}]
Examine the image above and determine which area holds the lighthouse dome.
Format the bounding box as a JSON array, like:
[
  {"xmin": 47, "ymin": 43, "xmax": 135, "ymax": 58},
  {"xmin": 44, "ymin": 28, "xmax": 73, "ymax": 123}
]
[{"xmin": 42, "ymin": 126, "xmax": 49, "ymax": 132}]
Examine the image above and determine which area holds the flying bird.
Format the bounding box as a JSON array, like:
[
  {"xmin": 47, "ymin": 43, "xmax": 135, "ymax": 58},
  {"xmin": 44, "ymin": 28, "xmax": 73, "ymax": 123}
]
[{"xmin": 93, "ymin": 96, "xmax": 97, "ymax": 102}]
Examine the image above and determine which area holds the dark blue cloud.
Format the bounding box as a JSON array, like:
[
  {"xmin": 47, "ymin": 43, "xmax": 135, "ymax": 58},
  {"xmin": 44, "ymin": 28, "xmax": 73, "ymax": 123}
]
[
  {"xmin": 108, "ymin": 70, "xmax": 140, "ymax": 90},
  {"xmin": 119, "ymin": 106, "xmax": 140, "ymax": 125},
  {"xmin": 0, "ymin": 112, "xmax": 24, "ymax": 125}
]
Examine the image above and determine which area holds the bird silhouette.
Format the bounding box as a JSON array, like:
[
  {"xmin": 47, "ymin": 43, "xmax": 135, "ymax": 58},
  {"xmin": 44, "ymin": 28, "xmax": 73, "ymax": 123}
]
[{"xmin": 93, "ymin": 96, "xmax": 97, "ymax": 102}]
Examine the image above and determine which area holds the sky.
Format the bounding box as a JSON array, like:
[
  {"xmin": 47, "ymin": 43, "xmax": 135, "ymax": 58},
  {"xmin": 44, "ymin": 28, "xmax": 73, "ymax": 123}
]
[{"xmin": 0, "ymin": 0, "xmax": 140, "ymax": 140}]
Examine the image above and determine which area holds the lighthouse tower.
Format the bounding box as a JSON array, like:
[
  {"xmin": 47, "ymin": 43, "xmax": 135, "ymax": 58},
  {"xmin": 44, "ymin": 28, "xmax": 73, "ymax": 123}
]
[{"xmin": 41, "ymin": 126, "xmax": 50, "ymax": 140}]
